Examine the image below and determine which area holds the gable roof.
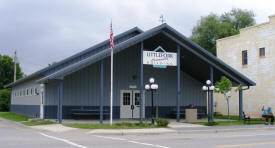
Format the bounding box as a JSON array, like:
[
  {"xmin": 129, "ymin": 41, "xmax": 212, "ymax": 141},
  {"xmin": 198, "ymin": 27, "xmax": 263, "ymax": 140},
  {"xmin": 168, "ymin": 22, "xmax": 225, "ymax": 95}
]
[
  {"xmin": 6, "ymin": 23, "xmax": 256, "ymax": 88},
  {"xmin": 36, "ymin": 23, "xmax": 255, "ymax": 86},
  {"xmin": 5, "ymin": 27, "xmax": 143, "ymax": 88}
]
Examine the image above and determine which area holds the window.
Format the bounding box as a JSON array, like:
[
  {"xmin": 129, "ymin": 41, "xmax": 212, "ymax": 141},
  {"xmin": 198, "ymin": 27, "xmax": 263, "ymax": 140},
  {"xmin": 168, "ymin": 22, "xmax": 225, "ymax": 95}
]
[
  {"xmin": 242, "ymin": 50, "xmax": 248, "ymax": 65},
  {"xmin": 259, "ymin": 47, "xmax": 265, "ymax": 57},
  {"xmin": 26, "ymin": 89, "xmax": 29, "ymax": 96},
  {"xmin": 135, "ymin": 93, "xmax": 140, "ymax": 105},
  {"xmin": 123, "ymin": 93, "xmax": 131, "ymax": 105},
  {"xmin": 35, "ymin": 88, "xmax": 39, "ymax": 95},
  {"xmin": 31, "ymin": 88, "xmax": 33, "ymax": 96}
]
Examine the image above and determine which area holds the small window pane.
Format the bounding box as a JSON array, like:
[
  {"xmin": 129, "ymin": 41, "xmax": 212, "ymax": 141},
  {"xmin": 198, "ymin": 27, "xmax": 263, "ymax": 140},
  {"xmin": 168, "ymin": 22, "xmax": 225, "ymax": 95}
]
[
  {"xmin": 35, "ymin": 88, "xmax": 38, "ymax": 95},
  {"xmin": 259, "ymin": 48, "xmax": 265, "ymax": 57},
  {"xmin": 242, "ymin": 50, "xmax": 248, "ymax": 65},
  {"xmin": 135, "ymin": 93, "xmax": 140, "ymax": 105},
  {"xmin": 123, "ymin": 93, "xmax": 130, "ymax": 105}
]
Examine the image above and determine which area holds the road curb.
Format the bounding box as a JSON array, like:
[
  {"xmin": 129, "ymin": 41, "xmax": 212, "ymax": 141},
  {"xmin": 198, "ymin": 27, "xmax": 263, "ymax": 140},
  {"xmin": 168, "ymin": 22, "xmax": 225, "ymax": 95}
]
[{"xmin": 87, "ymin": 126, "xmax": 275, "ymax": 136}]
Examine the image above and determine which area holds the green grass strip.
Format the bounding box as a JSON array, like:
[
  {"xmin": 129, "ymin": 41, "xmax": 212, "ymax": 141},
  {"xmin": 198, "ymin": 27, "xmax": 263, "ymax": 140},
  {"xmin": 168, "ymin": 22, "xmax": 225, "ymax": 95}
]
[
  {"xmin": 194, "ymin": 120, "xmax": 265, "ymax": 126},
  {"xmin": 214, "ymin": 115, "xmax": 240, "ymax": 120},
  {"xmin": 0, "ymin": 112, "xmax": 30, "ymax": 122},
  {"xmin": 23, "ymin": 121, "xmax": 55, "ymax": 126}
]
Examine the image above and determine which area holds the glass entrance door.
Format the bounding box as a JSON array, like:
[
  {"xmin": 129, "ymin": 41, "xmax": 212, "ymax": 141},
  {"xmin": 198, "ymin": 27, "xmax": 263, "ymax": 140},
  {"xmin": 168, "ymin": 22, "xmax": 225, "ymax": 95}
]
[{"xmin": 120, "ymin": 90, "xmax": 145, "ymax": 119}]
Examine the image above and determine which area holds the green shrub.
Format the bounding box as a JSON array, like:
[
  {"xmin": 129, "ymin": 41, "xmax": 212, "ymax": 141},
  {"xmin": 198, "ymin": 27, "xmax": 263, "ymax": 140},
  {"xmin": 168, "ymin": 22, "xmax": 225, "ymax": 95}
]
[
  {"xmin": 0, "ymin": 89, "xmax": 10, "ymax": 111},
  {"xmin": 154, "ymin": 118, "xmax": 169, "ymax": 127},
  {"xmin": 205, "ymin": 121, "xmax": 218, "ymax": 126}
]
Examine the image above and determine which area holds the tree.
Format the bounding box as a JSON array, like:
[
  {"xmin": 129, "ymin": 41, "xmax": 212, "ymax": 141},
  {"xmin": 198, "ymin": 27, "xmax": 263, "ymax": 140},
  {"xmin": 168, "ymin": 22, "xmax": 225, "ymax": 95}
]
[
  {"xmin": 190, "ymin": 8, "xmax": 255, "ymax": 55},
  {"xmin": 215, "ymin": 76, "xmax": 232, "ymax": 120},
  {"xmin": 220, "ymin": 8, "xmax": 255, "ymax": 30},
  {"xmin": 0, "ymin": 54, "xmax": 23, "ymax": 111},
  {"xmin": 48, "ymin": 61, "xmax": 57, "ymax": 66},
  {"xmin": 0, "ymin": 55, "xmax": 23, "ymax": 89},
  {"xmin": 0, "ymin": 89, "xmax": 10, "ymax": 111}
]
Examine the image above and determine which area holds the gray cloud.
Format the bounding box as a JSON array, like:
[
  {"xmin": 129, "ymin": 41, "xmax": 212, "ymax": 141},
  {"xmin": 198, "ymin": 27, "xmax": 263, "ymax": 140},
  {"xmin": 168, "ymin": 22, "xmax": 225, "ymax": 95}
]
[{"xmin": 0, "ymin": 0, "xmax": 274, "ymax": 75}]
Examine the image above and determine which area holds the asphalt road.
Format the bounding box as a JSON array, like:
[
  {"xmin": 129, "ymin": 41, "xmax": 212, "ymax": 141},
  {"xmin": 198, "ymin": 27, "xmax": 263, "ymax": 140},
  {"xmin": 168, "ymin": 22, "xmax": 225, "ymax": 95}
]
[{"xmin": 1, "ymin": 118, "xmax": 275, "ymax": 148}]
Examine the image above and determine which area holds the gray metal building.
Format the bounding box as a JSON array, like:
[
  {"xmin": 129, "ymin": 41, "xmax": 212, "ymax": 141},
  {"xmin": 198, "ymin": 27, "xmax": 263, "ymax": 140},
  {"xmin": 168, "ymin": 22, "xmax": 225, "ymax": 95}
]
[{"xmin": 6, "ymin": 24, "xmax": 255, "ymax": 122}]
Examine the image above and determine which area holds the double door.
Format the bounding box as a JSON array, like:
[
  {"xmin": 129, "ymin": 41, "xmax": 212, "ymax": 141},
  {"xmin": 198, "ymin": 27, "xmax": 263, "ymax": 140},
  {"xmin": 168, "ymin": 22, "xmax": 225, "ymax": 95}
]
[{"xmin": 120, "ymin": 90, "xmax": 145, "ymax": 119}]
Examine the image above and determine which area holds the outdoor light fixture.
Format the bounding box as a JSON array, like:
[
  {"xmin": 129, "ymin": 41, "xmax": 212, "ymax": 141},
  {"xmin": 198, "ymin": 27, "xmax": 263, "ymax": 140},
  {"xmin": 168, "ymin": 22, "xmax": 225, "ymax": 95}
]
[
  {"xmin": 206, "ymin": 80, "xmax": 211, "ymax": 85},
  {"xmin": 149, "ymin": 77, "xmax": 155, "ymax": 84},
  {"xmin": 202, "ymin": 80, "xmax": 215, "ymax": 121},
  {"xmin": 145, "ymin": 84, "xmax": 150, "ymax": 90},
  {"xmin": 145, "ymin": 78, "xmax": 158, "ymax": 125}
]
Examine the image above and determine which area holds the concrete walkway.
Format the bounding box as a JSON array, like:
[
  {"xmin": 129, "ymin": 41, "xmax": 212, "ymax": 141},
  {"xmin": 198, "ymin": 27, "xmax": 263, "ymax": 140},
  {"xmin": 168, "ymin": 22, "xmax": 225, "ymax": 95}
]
[
  {"xmin": 30, "ymin": 124, "xmax": 77, "ymax": 132},
  {"xmin": 28, "ymin": 118, "xmax": 275, "ymax": 136}
]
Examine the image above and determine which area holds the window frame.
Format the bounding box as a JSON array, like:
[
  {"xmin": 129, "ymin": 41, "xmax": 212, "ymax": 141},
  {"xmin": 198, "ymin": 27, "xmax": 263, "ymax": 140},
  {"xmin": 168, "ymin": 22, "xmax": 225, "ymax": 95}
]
[
  {"xmin": 259, "ymin": 47, "xmax": 265, "ymax": 57},
  {"xmin": 242, "ymin": 50, "xmax": 248, "ymax": 66},
  {"xmin": 26, "ymin": 88, "xmax": 29, "ymax": 96},
  {"xmin": 30, "ymin": 88, "xmax": 33, "ymax": 96}
]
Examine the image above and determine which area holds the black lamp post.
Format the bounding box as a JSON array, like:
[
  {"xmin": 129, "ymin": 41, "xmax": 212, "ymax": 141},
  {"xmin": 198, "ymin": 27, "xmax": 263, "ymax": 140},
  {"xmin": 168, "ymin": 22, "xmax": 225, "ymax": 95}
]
[
  {"xmin": 145, "ymin": 78, "xmax": 158, "ymax": 125},
  {"xmin": 202, "ymin": 80, "xmax": 215, "ymax": 121}
]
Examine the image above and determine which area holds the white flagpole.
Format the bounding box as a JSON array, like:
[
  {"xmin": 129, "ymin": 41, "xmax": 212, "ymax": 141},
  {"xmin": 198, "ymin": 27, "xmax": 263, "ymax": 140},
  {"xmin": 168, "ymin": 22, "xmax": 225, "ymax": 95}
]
[
  {"xmin": 110, "ymin": 22, "xmax": 113, "ymax": 125},
  {"xmin": 110, "ymin": 45, "xmax": 113, "ymax": 125}
]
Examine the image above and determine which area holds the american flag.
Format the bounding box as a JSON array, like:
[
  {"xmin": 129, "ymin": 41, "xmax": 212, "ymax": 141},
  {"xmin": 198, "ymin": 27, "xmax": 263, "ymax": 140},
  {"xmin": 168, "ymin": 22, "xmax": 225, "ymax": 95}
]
[{"xmin": 110, "ymin": 22, "xmax": 114, "ymax": 50}]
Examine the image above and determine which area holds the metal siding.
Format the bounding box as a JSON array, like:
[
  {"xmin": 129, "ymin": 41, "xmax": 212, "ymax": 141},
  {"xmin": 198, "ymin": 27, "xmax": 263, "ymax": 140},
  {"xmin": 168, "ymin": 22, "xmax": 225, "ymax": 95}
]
[
  {"xmin": 43, "ymin": 31, "xmax": 141, "ymax": 77},
  {"xmin": 44, "ymin": 105, "xmax": 120, "ymax": 119},
  {"xmin": 45, "ymin": 81, "xmax": 58, "ymax": 105},
  {"xmin": 61, "ymin": 62, "xmax": 100, "ymax": 106},
  {"xmin": 45, "ymin": 46, "xmax": 206, "ymax": 109},
  {"xmin": 10, "ymin": 105, "xmax": 40, "ymax": 117},
  {"xmin": 11, "ymin": 80, "xmax": 41, "ymax": 105}
]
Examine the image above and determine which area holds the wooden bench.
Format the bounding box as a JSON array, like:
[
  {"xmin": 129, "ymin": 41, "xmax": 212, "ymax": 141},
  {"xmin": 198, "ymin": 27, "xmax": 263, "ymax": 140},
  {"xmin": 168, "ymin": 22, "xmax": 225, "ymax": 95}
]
[
  {"xmin": 243, "ymin": 112, "xmax": 263, "ymax": 124},
  {"xmin": 71, "ymin": 109, "xmax": 109, "ymax": 119}
]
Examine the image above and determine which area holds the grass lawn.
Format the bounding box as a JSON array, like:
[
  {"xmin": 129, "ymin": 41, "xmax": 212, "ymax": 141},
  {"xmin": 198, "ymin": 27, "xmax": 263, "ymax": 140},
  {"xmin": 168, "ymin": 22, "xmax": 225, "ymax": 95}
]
[
  {"xmin": 0, "ymin": 112, "xmax": 30, "ymax": 122},
  {"xmin": 22, "ymin": 120, "xmax": 55, "ymax": 126},
  {"xmin": 0, "ymin": 112, "xmax": 55, "ymax": 126},
  {"xmin": 195, "ymin": 120, "xmax": 265, "ymax": 126},
  {"xmin": 64, "ymin": 122, "xmax": 161, "ymax": 129},
  {"xmin": 215, "ymin": 115, "xmax": 240, "ymax": 120},
  {"xmin": 193, "ymin": 115, "xmax": 265, "ymax": 126}
]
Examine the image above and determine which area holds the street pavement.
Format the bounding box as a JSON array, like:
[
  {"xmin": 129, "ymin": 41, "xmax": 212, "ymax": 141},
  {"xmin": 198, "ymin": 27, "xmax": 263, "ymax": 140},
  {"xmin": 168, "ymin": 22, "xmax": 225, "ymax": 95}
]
[{"xmin": 1, "ymin": 117, "xmax": 275, "ymax": 148}]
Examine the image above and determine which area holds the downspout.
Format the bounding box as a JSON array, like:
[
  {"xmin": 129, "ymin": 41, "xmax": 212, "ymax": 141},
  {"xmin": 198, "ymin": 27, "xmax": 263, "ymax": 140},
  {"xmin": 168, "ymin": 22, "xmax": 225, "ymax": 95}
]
[
  {"xmin": 242, "ymin": 86, "xmax": 250, "ymax": 90},
  {"xmin": 239, "ymin": 85, "xmax": 250, "ymax": 120}
]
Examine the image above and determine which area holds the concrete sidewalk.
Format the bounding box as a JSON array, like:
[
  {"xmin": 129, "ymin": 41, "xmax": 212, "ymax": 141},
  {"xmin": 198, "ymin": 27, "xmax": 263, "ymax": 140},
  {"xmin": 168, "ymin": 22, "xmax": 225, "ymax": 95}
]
[
  {"xmin": 87, "ymin": 124, "xmax": 275, "ymax": 135},
  {"xmin": 30, "ymin": 124, "xmax": 77, "ymax": 132},
  {"xmin": 28, "ymin": 121, "xmax": 275, "ymax": 136}
]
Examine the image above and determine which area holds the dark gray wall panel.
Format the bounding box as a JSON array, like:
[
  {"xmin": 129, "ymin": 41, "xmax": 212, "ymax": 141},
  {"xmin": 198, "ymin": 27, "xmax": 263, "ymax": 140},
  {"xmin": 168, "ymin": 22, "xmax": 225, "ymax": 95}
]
[
  {"xmin": 10, "ymin": 105, "xmax": 40, "ymax": 118},
  {"xmin": 44, "ymin": 105, "xmax": 120, "ymax": 119}
]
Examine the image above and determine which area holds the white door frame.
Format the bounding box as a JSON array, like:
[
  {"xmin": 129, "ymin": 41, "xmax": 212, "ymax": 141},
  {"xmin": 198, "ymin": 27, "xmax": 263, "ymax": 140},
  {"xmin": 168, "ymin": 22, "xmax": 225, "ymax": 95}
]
[
  {"xmin": 40, "ymin": 84, "xmax": 45, "ymax": 119},
  {"xmin": 120, "ymin": 90, "xmax": 145, "ymax": 119},
  {"xmin": 120, "ymin": 90, "xmax": 132, "ymax": 119}
]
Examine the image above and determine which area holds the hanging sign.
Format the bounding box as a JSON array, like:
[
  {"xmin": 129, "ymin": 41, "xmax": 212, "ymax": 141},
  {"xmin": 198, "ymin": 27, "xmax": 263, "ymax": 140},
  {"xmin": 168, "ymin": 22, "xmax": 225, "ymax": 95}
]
[{"xmin": 143, "ymin": 46, "xmax": 177, "ymax": 68}]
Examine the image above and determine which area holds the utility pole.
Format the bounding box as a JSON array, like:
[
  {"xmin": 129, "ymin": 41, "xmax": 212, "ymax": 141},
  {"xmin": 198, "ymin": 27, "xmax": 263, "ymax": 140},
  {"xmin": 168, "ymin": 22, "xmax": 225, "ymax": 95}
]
[{"xmin": 13, "ymin": 50, "xmax": 17, "ymax": 82}]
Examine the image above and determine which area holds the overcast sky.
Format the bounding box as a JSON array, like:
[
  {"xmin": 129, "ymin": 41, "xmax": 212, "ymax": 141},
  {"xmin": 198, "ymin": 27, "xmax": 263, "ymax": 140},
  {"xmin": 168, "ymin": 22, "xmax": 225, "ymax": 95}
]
[{"xmin": 0, "ymin": 0, "xmax": 274, "ymax": 75}]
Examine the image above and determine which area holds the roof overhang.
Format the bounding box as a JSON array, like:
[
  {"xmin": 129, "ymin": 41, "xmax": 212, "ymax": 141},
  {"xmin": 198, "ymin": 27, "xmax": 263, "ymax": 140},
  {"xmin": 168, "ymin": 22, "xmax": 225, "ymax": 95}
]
[{"xmin": 36, "ymin": 23, "xmax": 255, "ymax": 87}]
